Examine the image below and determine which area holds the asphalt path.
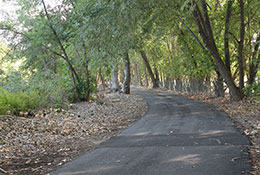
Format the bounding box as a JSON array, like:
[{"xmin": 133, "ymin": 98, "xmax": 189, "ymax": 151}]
[{"xmin": 51, "ymin": 89, "xmax": 251, "ymax": 175}]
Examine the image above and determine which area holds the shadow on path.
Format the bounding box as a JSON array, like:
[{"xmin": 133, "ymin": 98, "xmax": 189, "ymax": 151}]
[{"xmin": 51, "ymin": 89, "xmax": 251, "ymax": 175}]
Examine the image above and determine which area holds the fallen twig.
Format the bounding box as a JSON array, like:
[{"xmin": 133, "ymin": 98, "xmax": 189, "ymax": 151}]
[{"xmin": 0, "ymin": 167, "xmax": 8, "ymax": 174}]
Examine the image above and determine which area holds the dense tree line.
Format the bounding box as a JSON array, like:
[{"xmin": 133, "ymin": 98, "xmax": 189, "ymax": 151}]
[{"xmin": 0, "ymin": 0, "xmax": 259, "ymax": 114}]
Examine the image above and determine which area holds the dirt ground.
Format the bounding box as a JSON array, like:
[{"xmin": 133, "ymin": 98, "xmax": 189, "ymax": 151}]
[{"xmin": 0, "ymin": 92, "xmax": 148, "ymax": 175}]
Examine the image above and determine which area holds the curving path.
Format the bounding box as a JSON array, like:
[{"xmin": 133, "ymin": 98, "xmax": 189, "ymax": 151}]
[{"xmin": 51, "ymin": 89, "xmax": 251, "ymax": 175}]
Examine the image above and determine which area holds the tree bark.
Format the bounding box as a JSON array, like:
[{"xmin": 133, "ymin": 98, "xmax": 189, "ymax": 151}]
[
  {"xmin": 140, "ymin": 50, "xmax": 159, "ymax": 88},
  {"xmin": 178, "ymin": 16, "xmax": 206, "ymax": 51},
  {"xmin": 99, "ymin": 69, "xmax": 106, "ymax": 90},
  {"xmin": 224, "ymin": 0, "xmax": 233, "ymax": 72},
  {"xmin": 153, "ymin": 61, "xmax": 160, "ymax": 88},
  {"xmin": 121, "ymin": 53, "xmax": 131, "ymax": 94},
  {"xmin": 238, "ymin": 0, "xmax": 245, "ymax": 93},
  {"xmin": 111, "ymin": 61, "xmax": 120, "ymax": 92},
  {"xmin": 144, "ymin": 69, "xmax": 149, "ymax": 87},
  {"xmin": 192, "ymin": 0, "xmax": 243, "ymax": 101},
  {"xmin": 214, "ymin": 71, "xmax": 225, "ymax": 97},
  {"xmin": 249, "ymin": 32, "xmax": 260, "ymax": 85},
  {"xmin": 134, "ymin": 63, "xmax": 141, "ymax": 87}
]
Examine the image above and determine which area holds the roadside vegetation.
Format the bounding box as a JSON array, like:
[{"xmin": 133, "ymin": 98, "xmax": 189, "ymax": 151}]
[{"xmin": 0, "ymin": 0, "xmax": 259, "ymax": 174}]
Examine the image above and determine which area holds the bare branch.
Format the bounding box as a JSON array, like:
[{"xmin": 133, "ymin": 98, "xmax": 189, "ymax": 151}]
[{"xmin": 0, "ymin": 27, "xmax": 31, "ymax": 40}]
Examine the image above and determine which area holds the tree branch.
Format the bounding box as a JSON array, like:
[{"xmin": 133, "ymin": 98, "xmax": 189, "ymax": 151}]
[
  {"xmin": 177, "ymin": 15, "xmax": 206, "ymax": 51},
  {"xmin": 0, "ymin": 27, "xmax": 31, "ymax": 40}
]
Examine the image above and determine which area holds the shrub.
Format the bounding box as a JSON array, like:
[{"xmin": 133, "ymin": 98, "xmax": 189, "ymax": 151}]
[
  {"xmin": 244, "ymin": 81, "xmax": 260, "ymax": 105},
  {"xmin": 0, "ymin": 88, "xmax": 41, "ymax": 115}
]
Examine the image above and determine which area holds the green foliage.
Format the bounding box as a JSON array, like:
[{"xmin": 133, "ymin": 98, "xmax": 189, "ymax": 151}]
[
  {"xmin": 0, "ymin": 69, "xmax": 78, "ymax": 114},
  {"xmin": 1, "ymin": 0, "xmax": 260, "ymax": 102},
  {"xmin": 0, "ymin": 88, "xmax": 40, "ymax": 115},
  {"xmin": 1, "ymin": 71, "xmax": 27, "ymax": 91},
  {"xmin": 244, "ymin": 81, "xmax": 260, "ymax": 104}
]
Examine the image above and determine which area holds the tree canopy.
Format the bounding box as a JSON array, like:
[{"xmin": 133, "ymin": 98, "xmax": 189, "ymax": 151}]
[{"xmin": 0, "ymin": 0, "xmax": 259, "ymax": 114}]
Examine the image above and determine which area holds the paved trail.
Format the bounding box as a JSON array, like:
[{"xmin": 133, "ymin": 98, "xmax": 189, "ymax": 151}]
[{"xmin": 51, "ymin": 89, "xmax": 251, "ymax": 175}]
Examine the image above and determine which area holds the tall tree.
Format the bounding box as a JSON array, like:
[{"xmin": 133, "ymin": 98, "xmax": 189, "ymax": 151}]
[
  {"xmin": 140, "ymin": 50, "xmax": 159, "ymax": 88},
  {"xmin": 224, "ymin": 0, "xmax": 233, "ymax": 72},
  {"xmin": 111, "ymin": 60, "xmax": 120, "ymax": 92},
  {"xmin": 121, "ymin": 53, "xmax": 131, "ymax": 94},
  {"xmin": 238, "ymin": 0, "xmax": 245, "ymax": 93},
  {"xmin": 249, "ymin": 32, "xmax": 260, "ymax": 85},
  {"xmin": 41, "ymin": 0, "xmax": 81, "ymax": 100},
  {"xmin": 192, "ymin": 0, "xmax": 243, "ymax": 101}
]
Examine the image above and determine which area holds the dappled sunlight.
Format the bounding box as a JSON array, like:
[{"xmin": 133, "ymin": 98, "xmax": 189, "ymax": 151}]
[
  {"xmin": 165, "ymin": 154, "xmax": 201, "ymax": 165},
  {"xmin": 190, "ymin": 112, "xmax": 203, "ymax": 115},
  {"xmin": 132, "ymin": 131, "xmax": 151, "ymax": 136},
  {"xmin": 154, "ymin": 101, "xmax": 168, "ymax": 105},
  {"xmin": 58, "ymin": 165, "xmax": 116, "ymax": 175},
  {"xmin": 199, "ymin": 130, "xmax": 224, "ymax": 137}
]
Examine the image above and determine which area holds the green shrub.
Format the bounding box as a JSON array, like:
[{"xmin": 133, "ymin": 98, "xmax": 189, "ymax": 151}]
[
  {"xmin": 27, "ymin": 73, "xmax": 73, "ymax": 107},
  {"xmin": 0, "ymin": 88, "xmax": 41, "ymax": 115},
  {"xmin": 244, "ymin": 82, "xmax": 260, "ymax": 104}
]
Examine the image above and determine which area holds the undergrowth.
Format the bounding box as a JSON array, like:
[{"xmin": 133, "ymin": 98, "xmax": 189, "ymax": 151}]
[{"xmin": 0, "ymin": 88, "xmax": 41, "ymax": 115}]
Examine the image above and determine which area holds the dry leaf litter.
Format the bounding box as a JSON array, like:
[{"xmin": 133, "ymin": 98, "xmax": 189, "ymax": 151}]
[{"xmin": 0, "ymin": 92, "xmax": 148, "ymax": 175}]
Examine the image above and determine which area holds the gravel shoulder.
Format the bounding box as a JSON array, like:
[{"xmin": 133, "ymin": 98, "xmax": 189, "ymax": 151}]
[{"xmin": 0, "ymin": 92, "xmax": 148, "ymax": 175}]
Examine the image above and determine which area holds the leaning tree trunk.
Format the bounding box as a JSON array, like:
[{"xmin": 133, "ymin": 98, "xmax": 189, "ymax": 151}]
[
  {"xmin": 140, "ymin": 50, "xmax": 159, "ymax": 88},
  {"xmin": 121, "ymin": 53, "xmax": 131, "ymax": 94},
  {"xmin": 192, "ymin": 0, "xmax": 243, "ymax": 101},
  {"xmin": 111, "ymin": 61, "xmax": 120, "ymax": 92},
  {"xmin": 42, "ymin": 0, "xmax": 81, "ymax": 101}
]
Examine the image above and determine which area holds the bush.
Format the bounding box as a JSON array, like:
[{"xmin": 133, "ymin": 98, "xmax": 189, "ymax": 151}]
[
  {"xmin": 27, "ymin": 73, "xmax": 74, "ymax": 107},
  {"xmin": 0, "ymin": 70, "xmax": 95, "ymax": 115},
  {"xmin": 0, "ymin": 88, "xmax": 41, "ymax": 115},
  {"xmin": 244, "ymin": 82, "xmax": 260, "ymax": 104}
]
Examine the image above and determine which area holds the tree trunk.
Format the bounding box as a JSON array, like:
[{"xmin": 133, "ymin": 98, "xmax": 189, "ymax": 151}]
[
  {"xmin": 214, "ymin": 72, "xmax": 225, "ymax": 97},
  {"xmin": 238, "ymin": 0, "xmax": 245, "ymax": 93},
  {"xmin": 41, "ymin": 0, "xmax": 81, "ymax": 100},
  {"xmin": 144, "ymin": 69, "xmax": 149, "ymax": 87},
  {"xmin": 99, "ymin": 69, "xmax": 106, "ymax": 90},
  {"xmin": 192, "ymin": 0, "xmax": 242, "ymax": 101},
  {"xmin": 134, "ymin": 63, "xmax": 141, "ymax": 87},
  {"xmin": 249, "ymin": 32, "xmax": 260, "ymax": 85},
  {"xmin": 205, "ymin": 76, "xmax": 211, "ymax": 95},
  {"xmin": 176, "ymin": 78, "xmax": 182, "ymax": 91},
  {"xmin": 140, "ymin": 50, "xmax": 159, "ymax": 88},
  {"xmin": 121, "ymin": 53, "xmax": 131, "ymax": 94},
  {"xmin": 111, "ymin": 61, "xmax": 120, "ymax": 92},
  {"xmin": 154, "ymin": 65, "xmax": 160, "ymax": 88},
  {"xmin": 119, "ymin": 68, "xmax": 124, "ymax": 85},
  {"xmin": 85, "ymin": 55, "xmax": 90, "ymax": 101},
  {"xmin": 224, "ymin": 0, "xmax": 233, "ymax": 72},
  {"xmin": 83, "ymin": 42, "xmax": 90, "ymax": 101}
]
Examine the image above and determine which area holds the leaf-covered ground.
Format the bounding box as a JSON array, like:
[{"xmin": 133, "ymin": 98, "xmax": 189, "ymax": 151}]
[
  {"xmin": 1, "ymin": 89, "xmax": 259, "ymax": 175},
  {"xmin": 0, "ymin": 92, "xmax": 148, "ymax": 175}
]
